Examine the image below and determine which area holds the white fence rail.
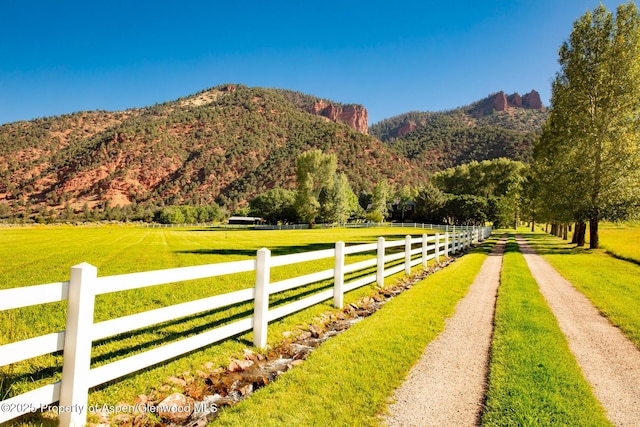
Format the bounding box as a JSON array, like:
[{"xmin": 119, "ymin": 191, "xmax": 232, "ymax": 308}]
[{"xmin": 0, "ymin": 226, "xmax": 491, "ymax": 425}]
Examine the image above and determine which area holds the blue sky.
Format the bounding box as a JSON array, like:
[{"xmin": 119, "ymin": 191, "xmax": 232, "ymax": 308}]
[{"xmin": 0, "ymin": 0, "xmax": 621, "ymax": 126}]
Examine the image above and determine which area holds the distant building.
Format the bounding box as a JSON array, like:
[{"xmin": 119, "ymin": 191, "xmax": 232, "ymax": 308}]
[
  {"xmin": 390, "ymin": 200, "xmax": 416, "ymax": 222},
  {"xmin": 228, "ymin": 216, "xmax": 264, "ymax": 225}
]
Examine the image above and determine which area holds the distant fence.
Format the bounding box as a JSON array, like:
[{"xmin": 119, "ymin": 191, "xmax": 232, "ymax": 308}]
[
  {"xmin": 138, "ymin": 222, "xmax": 484, "ymax": 231},
  {"xmin": 0, "ymin": 226, "xmax": 491, "ymax": 425},
  {"xmin": 254, "ymin": 222, "xmax": 471, "ymax": 231}
]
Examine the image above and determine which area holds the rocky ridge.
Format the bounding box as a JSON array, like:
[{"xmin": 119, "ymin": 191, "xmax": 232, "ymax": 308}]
[
  {"xmin": 308, "ymin": 100, "xmax": 369, "ymax": 134},
  {"xmin": 471, "ymin": 89, "xmax": 546, "ymax": 117}
]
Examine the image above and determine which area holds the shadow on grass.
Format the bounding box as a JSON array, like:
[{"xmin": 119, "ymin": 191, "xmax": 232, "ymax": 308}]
[
  {"xmin": 471, "ymin": 235, "xmax": 502, "ymax": 257},
  {"xmin": 176, "ymin": 248, "xmax": 258, "ymax": 257},
  {"xmin": 3, "ymin": 303, "xmax": 258, "ymax": 390},
  {"xmin": 176, "ymin": 243, "xmax": 336, "ymax": 257},
  {"xmin": 503, "ymin": 240, "xmax": 521, "ymax": 253},
  {"xmin": 517, "ymin": 232, "xmax": 595, "ymax": 256},
  {"xmin": 90, "ymin": 304, "xmax": 256, "ymax": 366}
]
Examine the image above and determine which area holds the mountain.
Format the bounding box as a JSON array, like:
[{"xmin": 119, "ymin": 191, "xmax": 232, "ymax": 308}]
[
  {"xmin": 0, "ymin": 84, "xmax": 422, "ymax": 220},
  {"xmin": 370, "ymin": 90, "xmax": 547, "ymax": 171},
  {"xmin": 0, "ymin": 86, "xmax": 549, "ymax": 222}
]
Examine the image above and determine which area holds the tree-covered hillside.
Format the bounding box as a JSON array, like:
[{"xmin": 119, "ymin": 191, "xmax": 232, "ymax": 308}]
[
  {"xmin": 0, "ymin": 85, "xmax": 423, "ymax": 221},
  {"xmin": 369, "ymin": 92, "xmax": 547, "ymax": 171}
]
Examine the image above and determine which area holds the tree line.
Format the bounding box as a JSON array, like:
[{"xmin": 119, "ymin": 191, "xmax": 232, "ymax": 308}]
[
  {"xmin": 0, "ymin": 200, "xmax": 227, "ymax": 225},
  {"xmin": 248, "ymin": 150, "xmax": 525, "ymax": 228},
  {"xmin": 525, "ymin": 2, "xmax": 640, "ymax": 248}
]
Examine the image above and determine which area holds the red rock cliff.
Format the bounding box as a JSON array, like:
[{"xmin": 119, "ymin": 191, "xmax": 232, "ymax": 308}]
[
  {"xmin": 397, "ymin": 122, "xmax": 417, "ymax": 138},
  {"xmin": 309, "ymin": 100, "xmax": 369, "ymax": 134},
  {"xmin": 493, "ymin": 91, "xmax": 508, "ymax": 111},
  {"xmin": 471, "ymin": 90, "xmax": 546, "ymax": 117},
  {"xmin": 521, "ymin": 90, "xmax": 546, "ymax": 111}
]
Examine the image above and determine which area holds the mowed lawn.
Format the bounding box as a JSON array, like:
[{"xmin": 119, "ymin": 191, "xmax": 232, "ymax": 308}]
[
  {"xmin": 596, "ymin": 222, "xmax": 640, "ymax": 264},
  {"xmin": 0, "ymin": 224, "xmax": 438, "ymax": 417}
]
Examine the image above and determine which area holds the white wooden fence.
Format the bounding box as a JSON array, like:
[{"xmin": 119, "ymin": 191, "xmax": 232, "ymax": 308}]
[{"xmin": 0, "ymin": 226, "xmax": 491, "ymax": 425}]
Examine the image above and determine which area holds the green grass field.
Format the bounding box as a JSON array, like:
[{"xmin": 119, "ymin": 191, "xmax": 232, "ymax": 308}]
[
  {"xmin": 481, "ymin": 238, "xmax": 610, "ymax": 427},
  {"xmin": 595, "ymin": 222, "xmax": 640, "ymax": 263},
  {"xmin": 6, "ymin": 222, "xmax": 638, "ymax": 426},
  {"xmin": 0, "ymin": 224, "xmax": 440, "ymax": 424}
]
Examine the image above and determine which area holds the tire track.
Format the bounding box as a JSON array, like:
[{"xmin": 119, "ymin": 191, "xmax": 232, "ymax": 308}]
[{"xmin": 384, "ymin": 237, "xmax": 505, "ymax": 427}]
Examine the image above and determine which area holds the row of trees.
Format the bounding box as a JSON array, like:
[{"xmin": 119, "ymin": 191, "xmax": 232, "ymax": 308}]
[
  {"xmin": 527, "ymin": 2, "xmax": 640, "ymax": 248},
  {"xmin": 248, "ymin": 150, "xmax": 525, "ymax": 227},
  {"xmin": 0, "ymin": 201, "xmax": 227, "ymax": 225},
  {"xmin": 414, "ymin": 158, "xmax": 525, "ymax": 227},
  {"xmin": 249, "ymin": 150, "xmax": 392, "ymax": 225}
]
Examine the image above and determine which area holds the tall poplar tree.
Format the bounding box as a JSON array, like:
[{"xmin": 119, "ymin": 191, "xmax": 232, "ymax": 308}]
[
  {"xmin": 294, "ymin": 149, "xmax": 337, "ymax": 225},
  {"xmin": 533, "ymin": 2, "xmax": 640, "ymax": 248},
  {"xmin": 319, "ymin": 173, "xmax": 358, "ymax": 224},
  {"xmin": 368, "ymin": 179, "xmax": 390, "ymax": 223}
]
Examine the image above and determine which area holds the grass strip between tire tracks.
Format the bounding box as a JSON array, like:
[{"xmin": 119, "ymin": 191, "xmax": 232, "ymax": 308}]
[
  {"xmin": 212, "ymin": 238, "xmax": 499, "ymax": 426},
  {"xmin": 481, "ymin": 237, "xmax": 611, "ymax": 427}
]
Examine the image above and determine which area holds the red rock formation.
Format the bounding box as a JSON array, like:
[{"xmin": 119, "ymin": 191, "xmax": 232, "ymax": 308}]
[
  {"xmin": 310, "ymin": 100, "xmax": 327, "ymax": 115},
  {"xmin": 397, "ymin": 122, "xmax": 417, "ymax": 138},
  {"xmin": 521, "ymin": 90, "xmax": 545, "ymax": 111},
  {"xmin": 340, "ymin": 105, "xmax": 368, "ymax": 134},
  {"xmin": 309, "ymin": 100, "xmax": 369, "ymax": 133},
  {"xmin": 492, "ymin": 91, "xmax": 508, "ymax": 111},
  {"xmin": 507, "ymin": 93, "xmax": 522, "ymax": 107}
]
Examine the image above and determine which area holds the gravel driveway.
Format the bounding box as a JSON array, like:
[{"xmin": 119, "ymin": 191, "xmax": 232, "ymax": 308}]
[
  {"xmin": 384, "ymin": 235, "xmax": 640, "ymax": 427},
  {"xmin": 384, "ymin": 236, "xmax": 506, "ymax": 426}
]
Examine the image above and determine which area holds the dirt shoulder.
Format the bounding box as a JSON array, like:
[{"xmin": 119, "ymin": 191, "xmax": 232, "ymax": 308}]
[
  {"xmin": 516, "ymin": 235, "xmax": 640, "ymax": 427},
  {"xmin": 384, "ymin": 237, "xmax": 506, "ymax": 427}
]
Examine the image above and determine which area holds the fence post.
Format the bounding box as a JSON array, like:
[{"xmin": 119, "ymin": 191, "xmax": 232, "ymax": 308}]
[
  {"xmin": 445, "ymin": 232, "xmax": 450, "ymax": 257},
  {"xmin": 451, "ymin": 228, "xmax": 456, "ymax": 253},
  {"xmin": 435, "ymin": 233, "xmax": 441, "ymax": 263},
  {"xmin": 59, "ymin": 262, "xmax": 97, "ymax": 427},
  {"xmin": 334, "ymin": 241, "xmax": 345, "ymax": 308},
  {"xmin": 405, "ymin": 235, "xmax": 411, "ymax": 275},
  {"xmin": 377, "ymin": 237, "xmax": 385, "ymax": 287},
  {"xmin": 421, "ymin": 234, "xmax": 428, "ymax": 268},
  {"xmin": 253, "ymin": 248, "xmax": 271, "ymax": 349}
]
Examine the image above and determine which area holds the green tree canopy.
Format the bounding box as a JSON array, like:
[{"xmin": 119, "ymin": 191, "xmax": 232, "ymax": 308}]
[
  {"xmin": 318, "ymin": 173, "xmax": 359, "ymax": 224},
  {"xmin": 249, "ymin": 188, "xmax": 298, "ymax": 224},
  {"xmin": 532, "ymin": 2, "xmax": 640, "ymax": 248},
  {"xmin": 414, "ymin": 183, "xmax": 447, "ymax": 223},
  {"xmin": 294, "ymin": 149, "xmax": 337, "ymax": 225},
  {"xmin": 432, "ymin": 158, "xmax": 525, "ymax": 227},
  {"xmin": 367, "ymin": 179, "xmax": 390, "ymax": 223}
]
